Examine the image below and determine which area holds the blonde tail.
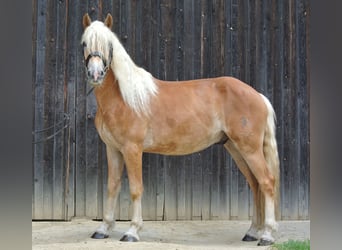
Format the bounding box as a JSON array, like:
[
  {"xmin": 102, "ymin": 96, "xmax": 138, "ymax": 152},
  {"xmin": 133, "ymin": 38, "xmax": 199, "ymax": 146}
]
[{"xmin": 259, "ymin": 94, "xmax": 280, "ymax": 220}]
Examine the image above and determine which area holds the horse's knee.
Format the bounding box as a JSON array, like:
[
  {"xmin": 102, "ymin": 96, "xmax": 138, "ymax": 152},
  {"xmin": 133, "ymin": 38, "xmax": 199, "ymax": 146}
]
[
  {"xmin": 259, "ymin": 176, "xmax": 275, "ymax": 197},
  {"xmin": 130, "ymin": 185, "xmax": 143, "ymax": 201},
  {"xmin": 131, "ymin": 193, "xmax": 142, "ymax": 201},
  {"xmin": 108, "ymin": 181, "xmax": 121, "ymax": 194}
]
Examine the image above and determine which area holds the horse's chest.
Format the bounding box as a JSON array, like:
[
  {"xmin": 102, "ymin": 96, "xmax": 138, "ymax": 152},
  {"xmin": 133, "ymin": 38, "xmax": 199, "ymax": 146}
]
[{"xmin": 94, "ymin": 113, "xmax": 122, "ymax": 148}]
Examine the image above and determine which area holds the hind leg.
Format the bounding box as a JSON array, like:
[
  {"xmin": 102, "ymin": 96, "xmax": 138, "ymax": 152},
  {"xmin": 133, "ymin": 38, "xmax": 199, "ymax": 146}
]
[
  {"xmin": 224, "ymin": 141, "xmax": 261, "ymax": 241},
  {"xmin": 241, "ymin": 150, "xmax": 278, "ymax": 246}
]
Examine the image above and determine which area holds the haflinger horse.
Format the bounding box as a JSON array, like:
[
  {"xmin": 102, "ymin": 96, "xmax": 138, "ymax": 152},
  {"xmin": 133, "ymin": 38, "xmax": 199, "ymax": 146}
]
[{"xmin": 81, "ymin": 13, "xmax": 280, "ymax": 246}]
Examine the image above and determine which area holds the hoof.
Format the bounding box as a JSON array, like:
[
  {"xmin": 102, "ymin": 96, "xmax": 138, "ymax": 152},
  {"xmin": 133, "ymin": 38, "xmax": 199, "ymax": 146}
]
[
  {"xmin": 257, "ymin": 239, "xmax": 274, "ymax": 246},
  {"xmin": 120, "ymin": 234, "xmax": 138, "ymax": 242},
  {"xmin": 91, "ymin": 232, "xmax": 109, "ymax": 239},
  {"xmin": 242, "ymin": 234, "xmax": 258, "ymax": 242}
]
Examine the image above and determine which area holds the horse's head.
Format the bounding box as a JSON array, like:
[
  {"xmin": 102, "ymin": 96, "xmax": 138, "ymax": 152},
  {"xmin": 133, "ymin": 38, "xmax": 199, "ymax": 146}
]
[{"xmin": 81, "ymin": 13, "xmax": 113, "ymax": 85}]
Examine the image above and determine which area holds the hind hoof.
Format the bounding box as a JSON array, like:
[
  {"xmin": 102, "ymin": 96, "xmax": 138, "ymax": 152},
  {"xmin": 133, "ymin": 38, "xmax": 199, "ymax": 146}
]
[
  {"xmin": 257, "ymin": 238, "xmax": 274, "ymax": 246},
  {"xmin": 91, "ymin": 232, "xmax": 109, "ymax": 239},
  {"xmin": 242, "ymin": 234, "xmax": 258, "ymax": 241},
  {"xmin": 120, "ymin": 234, "xmax": 138, "ymax": 242}
]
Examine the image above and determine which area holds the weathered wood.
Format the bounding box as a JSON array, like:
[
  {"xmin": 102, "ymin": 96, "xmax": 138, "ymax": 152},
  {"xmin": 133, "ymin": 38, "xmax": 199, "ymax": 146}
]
[{"xmin": 32, "ymin": 0, "xmax": 310, "ymax": 221}]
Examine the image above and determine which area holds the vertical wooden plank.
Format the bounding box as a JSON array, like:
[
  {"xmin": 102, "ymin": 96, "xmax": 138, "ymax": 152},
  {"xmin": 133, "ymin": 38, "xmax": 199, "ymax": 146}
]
[
  {"xmin": 174, "ymin": 0, "xmax": 184, "ymax": 81},
  {"xmin": 201, "ymin": 147, "xmax": 212, "ymax": 220},
  {"xmin": 118, "ymin": 170, "xmax": 130, "ymax": 221},
  {"xmin": 184, "ymin": 156, "xmax": 193, "ymax": 220},
  {"xmin": 156, "ymin": 155, "xmax": 165, "ymax": 221},
  {"xmin": 164, "ymin": 157, "xmax": 177, "ymax": 220},
  {"xmin": 98, "ymin": 142, "xmax": 106, "ymax": 220},
  {"xmin": 267, "ymin": 0, "xmax": 277, "ymax": 101},
  {"xmin": 74, "ymin": 2, "xmax": 85, "ymax": 218},
  {"xmin": 142, "ymin": 154, "xmax": 156, "ymax": 220},
  {"xmin": 85, "ymin": 111, "xmax": 100, "ymax": 218},
  {"xmin": 74, "ymin": 0, "xmax": 90, "ymax": 218},
  {"xmin": 140, "ymin": 0, "xmax": 153, "ymax": 72},
  {"xmin": 200, "ymin": 0, "xmax": 210, "ymax": 79},
  {"xmin": 280, "ymin": 0, "xmax": 290, "ymax": 220},
  {"xmin": 223, "ymin": 0, "xmax": 232, "ymax": 76},
  {"xmin": 288, "ymin": 0, "xmax": 300, "ymax": 220},
  {"xmin": 159, "ymin": 0, "xmax": 177, "ymax": 80},
  {"xmin": 296, "ymin": 0, "xmax": 310, "ymax": 219},
  {"xmin": 176, "ymin": 157, "xmax": 186, "ymax": 220},
  {"xmin": 149, "ymin": 0, "xmax": 161, "ymax": 79},
  {"xmin": 63, "ymin": 0, "xmax": 77, "ymax": 221},
  {"xmin": 49, "ymin": 1, "xmax": 60, "ymax": 220},
  {"xmin": 42, "ymin": 0, "xmax": 57, "ymax": 219},
  {"xmin": 272, "ymin": 0, "xmax": 286, "ymax": 220},
  {"xmin": 53, "ymin": 0, "xmax": 70, "ymax": 220},
  {"xmin": 33, "ymin": 0, "xmax": 48, "ymax": 220},
  {"xmin": 295, "ymin": 0, "xmax": 309, "ymax": 220},
  {"xmin": 218, "ymin": 147, "xmax": 230, "ymax": 220},
  {"xmin": 101, "ymin": 0, "xmax": 113, "ymax": 17},
  {"xmin": 111, "ymin": 0, "xmax": 121, "ymax": 32},
  {"xmin": 281, "ymin": 0, "xmax": 299, "ymax": 220},
  {"xmin": 191, "ymin": 152, "xmax": 202, "ymax": 220},
  {"xmin": 182, "ymin": 0, "xmax": 194, "ymax": 80},
  {"xmin": 192, "ymin": 1, "xmax": 203, "ymax": 79},
  {"xmin": 32, "ymin": 0, "xmax": 38, "ymax": 219},
  {"xmin": 229, "ymin": 161, "xmax": 239, "ymax": 219}
]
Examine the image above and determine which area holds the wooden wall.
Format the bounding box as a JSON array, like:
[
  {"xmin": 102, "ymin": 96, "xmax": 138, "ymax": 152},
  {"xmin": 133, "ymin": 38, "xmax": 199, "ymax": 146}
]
[{"xmin": 32, "ymin": 0, "xmax": 310, "ymax": 221}]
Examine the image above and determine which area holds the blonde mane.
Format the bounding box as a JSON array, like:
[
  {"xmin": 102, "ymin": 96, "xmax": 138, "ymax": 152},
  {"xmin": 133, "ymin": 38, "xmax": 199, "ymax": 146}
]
[{"xmin": 81, "ymin": 21, "xmax": 158, "ymax": 115}]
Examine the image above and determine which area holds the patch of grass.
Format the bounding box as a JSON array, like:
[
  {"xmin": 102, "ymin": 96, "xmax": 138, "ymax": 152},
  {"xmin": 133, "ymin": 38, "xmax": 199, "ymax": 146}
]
[{"xmin": 269, "ymin": 239, "xmax": 310, "ymax": 250}]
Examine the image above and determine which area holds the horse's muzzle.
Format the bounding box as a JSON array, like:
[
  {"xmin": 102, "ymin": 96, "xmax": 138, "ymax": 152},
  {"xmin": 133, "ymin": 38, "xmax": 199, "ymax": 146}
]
[{"xmin": 87, "ymin": 68, "xmax": 105, "ymax": 84}]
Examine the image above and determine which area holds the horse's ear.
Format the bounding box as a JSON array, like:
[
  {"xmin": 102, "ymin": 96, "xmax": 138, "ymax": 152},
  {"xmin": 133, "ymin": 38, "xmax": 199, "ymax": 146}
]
[
  {"xmin": 104, "ymin": 13, "xmax": 113, "ymax": 29},
  {"xmin": 82, "ymin": 13, "xmax": 92, "ymax": 29}
]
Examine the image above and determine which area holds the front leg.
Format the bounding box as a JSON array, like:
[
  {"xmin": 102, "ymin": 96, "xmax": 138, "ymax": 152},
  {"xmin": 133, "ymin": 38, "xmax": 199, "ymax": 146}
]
[
  {"xmin": 119, "ymin": 144, "xmax": 144, "ymax": 242},
  {"xmin": 92, "ymin": 147, "xmax": 124, "ymax": 239}
]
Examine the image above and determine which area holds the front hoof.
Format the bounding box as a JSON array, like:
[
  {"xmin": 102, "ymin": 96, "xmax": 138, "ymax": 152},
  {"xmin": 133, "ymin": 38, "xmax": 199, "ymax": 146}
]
[
  {"xmin": 242, "ymin": 234, "xmax": 258, "ymax": 242},
  {"xmin": 120, "ymin": 234, "xmax": 138, "ymax": 242},
  {"xmin": 91, "ymin": 232, "xmax": 109, "ymax": 239},
  {"xmin": 257, "ymin": 238, "xmax": 274, "ymax": 246}
]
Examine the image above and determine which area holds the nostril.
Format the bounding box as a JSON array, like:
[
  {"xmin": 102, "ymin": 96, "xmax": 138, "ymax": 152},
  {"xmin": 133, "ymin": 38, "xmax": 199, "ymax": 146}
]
[
  {"xmin": 100, "ymin": 70, "xmax": 104, "ymax": 76},
  {"xmin": 87, "ymin": 71, "xmax": 92, "ymax": 77}
]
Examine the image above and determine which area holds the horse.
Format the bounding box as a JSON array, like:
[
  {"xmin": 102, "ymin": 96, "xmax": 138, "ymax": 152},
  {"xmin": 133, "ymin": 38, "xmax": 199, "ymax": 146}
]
[{"xmin": 81, "ymin": 13, "xmax": 280, "ymax": 246}]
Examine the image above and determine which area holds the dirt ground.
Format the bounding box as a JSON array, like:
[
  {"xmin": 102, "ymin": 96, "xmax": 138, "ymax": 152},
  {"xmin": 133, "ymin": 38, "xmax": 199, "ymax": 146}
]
[{"xmin": 32, "ymin": 219, "xmax": 309, "ymax": 250}]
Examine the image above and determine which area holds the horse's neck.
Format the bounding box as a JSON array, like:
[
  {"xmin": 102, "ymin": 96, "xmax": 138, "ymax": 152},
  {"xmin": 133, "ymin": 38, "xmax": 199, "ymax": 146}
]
[{"xmin": 94, "ymin": 70, "xmax": 123, "ymax": 113}]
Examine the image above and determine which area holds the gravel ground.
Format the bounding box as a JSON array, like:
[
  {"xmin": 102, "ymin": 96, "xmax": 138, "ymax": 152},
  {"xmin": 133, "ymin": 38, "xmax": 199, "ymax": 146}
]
[{"xmin": 32, "ymin": 219, "xmax": 310, "ymax": 250}]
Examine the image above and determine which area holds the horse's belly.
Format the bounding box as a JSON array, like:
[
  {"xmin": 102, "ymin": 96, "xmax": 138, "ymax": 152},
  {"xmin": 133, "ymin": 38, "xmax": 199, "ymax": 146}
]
[{"xmin": 144, "ymin": 131, "xmax": 226, "ymax": 156}]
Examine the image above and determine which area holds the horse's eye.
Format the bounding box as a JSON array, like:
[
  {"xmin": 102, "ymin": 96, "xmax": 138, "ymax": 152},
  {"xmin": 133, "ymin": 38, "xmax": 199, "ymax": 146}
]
[{"xmin": 82, "ymin": 42, "xmax": 87, "ymax": 48}]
